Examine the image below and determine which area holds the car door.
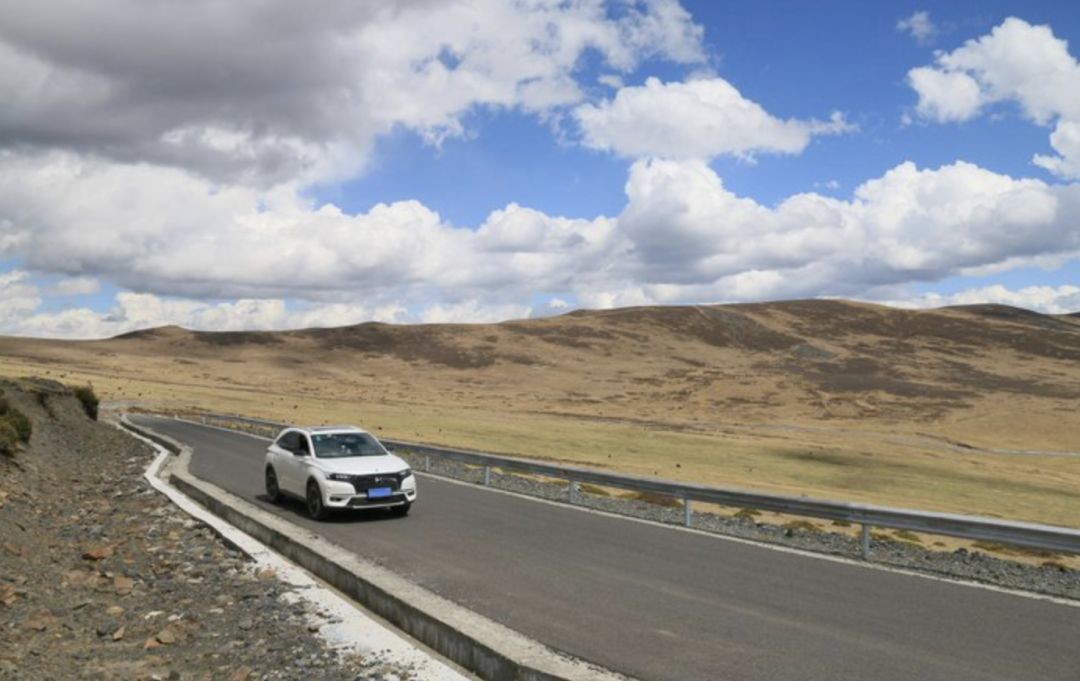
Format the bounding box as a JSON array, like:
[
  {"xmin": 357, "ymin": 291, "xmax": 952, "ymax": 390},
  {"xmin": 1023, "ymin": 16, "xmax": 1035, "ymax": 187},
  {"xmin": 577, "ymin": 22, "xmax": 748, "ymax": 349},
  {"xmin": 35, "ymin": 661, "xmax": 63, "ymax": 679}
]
[
  {"xmin": 271, "ymin": 430, "xmax": 302, "ymax": 495},
  {"xmin": 292, "ymin": 433, "xmax": 313, "ymax": 491}
]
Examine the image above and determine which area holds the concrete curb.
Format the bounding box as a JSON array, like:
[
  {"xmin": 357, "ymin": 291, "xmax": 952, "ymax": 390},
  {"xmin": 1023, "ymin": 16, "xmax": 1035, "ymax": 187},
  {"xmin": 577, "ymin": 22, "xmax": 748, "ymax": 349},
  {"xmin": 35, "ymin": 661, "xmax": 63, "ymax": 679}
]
[{"xmin": 120, "ymin": 416, "xmax": 632, "ymax": 681}]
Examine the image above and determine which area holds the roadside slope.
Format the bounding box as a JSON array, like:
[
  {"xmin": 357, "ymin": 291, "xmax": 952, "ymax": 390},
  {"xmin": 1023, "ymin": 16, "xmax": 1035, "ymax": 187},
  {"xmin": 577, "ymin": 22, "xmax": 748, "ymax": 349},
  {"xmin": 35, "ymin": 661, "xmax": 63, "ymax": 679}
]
[{"xmin": 0, "ymin": 379, "xmax": 411, "ymax": 680}]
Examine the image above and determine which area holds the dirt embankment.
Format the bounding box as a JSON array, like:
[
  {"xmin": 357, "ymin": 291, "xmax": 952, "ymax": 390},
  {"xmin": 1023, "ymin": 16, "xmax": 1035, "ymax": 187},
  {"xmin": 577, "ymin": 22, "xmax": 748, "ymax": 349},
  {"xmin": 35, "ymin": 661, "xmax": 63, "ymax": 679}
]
[{"xmin": 0, "ymin": 379, "xmax": 385, "ymax": 680}]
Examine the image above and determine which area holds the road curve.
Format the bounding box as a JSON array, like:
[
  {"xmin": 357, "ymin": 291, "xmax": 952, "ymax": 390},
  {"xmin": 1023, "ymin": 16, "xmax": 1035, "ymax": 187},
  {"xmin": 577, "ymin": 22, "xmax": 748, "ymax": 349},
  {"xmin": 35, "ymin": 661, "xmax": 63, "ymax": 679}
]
[{"xmin": 134, "ymin": 416, "xmax": 1080, "ymax": 681}]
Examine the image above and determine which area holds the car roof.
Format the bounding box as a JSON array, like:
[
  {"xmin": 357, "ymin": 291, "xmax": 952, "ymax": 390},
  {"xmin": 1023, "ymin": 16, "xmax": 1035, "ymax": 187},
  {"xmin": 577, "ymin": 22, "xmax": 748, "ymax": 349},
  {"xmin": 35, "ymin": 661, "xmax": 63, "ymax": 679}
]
[{"xmin": 283, "ymin": 425, "xmax": 370, "ymax": 436}]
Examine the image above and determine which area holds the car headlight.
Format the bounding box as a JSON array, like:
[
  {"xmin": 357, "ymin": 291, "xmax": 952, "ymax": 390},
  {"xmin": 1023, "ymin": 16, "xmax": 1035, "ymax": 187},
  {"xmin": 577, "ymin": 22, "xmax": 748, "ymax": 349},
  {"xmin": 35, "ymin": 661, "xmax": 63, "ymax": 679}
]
[
  {"xmin": 328, "ymin": 473, "xmax": 353, "ymax": 482},
  {"xmin": 399, "ymin": 468, "xmax": 413, "ymax": 480}
]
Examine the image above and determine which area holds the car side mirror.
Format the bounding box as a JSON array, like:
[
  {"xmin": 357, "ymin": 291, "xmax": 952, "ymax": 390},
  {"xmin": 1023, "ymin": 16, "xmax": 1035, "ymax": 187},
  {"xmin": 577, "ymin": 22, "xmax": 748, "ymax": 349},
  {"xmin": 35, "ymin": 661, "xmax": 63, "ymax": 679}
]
[
  {"xmin": 292, "ymin": 447, "xmax": 308, "ymax": 457},
  {"xmin": 385, "ymin": 444, "xmax": 396, "ymax": 452}
]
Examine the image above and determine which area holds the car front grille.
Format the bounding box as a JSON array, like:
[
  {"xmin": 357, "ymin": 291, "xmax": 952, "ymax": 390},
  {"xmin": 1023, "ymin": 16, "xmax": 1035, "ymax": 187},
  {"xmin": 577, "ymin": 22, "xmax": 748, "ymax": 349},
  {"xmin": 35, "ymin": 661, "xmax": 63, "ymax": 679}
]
[
  {"xmin": 342, "ymin": 473, "xmax": 403, "ymax": 493},
  {"xmin": 347, "ymin": 493, "xmax": 407, "ymax": 507}
]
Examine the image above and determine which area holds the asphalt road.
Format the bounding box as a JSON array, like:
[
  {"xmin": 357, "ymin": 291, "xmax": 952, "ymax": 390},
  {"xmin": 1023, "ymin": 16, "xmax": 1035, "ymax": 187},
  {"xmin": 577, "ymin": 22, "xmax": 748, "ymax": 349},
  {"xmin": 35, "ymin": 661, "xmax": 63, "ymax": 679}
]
[{"xmin": 134, "ymin": 416, "xmax": 1080, "ymax": 681}]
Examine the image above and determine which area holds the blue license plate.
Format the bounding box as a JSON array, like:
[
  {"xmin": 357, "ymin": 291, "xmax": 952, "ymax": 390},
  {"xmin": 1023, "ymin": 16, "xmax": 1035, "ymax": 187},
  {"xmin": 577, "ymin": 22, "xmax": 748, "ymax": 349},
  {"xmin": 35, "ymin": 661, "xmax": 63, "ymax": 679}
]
[{"xmin": 368, "ymin": 487, "xmax": 392, "ymax": 498}]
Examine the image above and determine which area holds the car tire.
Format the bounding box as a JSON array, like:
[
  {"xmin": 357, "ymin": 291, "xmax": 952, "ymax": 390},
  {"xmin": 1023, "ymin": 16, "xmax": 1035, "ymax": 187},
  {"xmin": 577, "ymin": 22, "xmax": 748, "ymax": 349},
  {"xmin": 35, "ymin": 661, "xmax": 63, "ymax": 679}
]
[
  {"xmin": 391, "ymin": 502, "xmax": 411, "ymax": 517},
  {"xmin": 306, "ymin": 479, "xmax": 327, "ymax": 520},
  {"xmin": 265, "ymin": 467, "xmax": 281, "ymax": 504}
]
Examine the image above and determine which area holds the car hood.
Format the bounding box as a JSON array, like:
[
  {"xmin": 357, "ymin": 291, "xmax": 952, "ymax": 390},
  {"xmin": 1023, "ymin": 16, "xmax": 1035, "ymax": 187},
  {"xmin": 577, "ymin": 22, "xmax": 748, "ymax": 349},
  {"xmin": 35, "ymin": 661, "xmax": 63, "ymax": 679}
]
[{"xmin": 314, "ymin": 454, "xmax": 409, "ymax": 476}]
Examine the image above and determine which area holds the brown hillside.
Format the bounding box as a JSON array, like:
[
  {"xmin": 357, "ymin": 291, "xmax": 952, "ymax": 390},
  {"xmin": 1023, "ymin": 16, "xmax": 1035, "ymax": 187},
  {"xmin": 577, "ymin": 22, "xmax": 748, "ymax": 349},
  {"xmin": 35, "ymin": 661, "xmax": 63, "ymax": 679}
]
[
  {"xmin": 1, "ymin": 299, "xmax": 1078, "ymax": 525},
  {"xmin": 2, "ymin": 299, "xmax": 1079, "ymax": 445}
]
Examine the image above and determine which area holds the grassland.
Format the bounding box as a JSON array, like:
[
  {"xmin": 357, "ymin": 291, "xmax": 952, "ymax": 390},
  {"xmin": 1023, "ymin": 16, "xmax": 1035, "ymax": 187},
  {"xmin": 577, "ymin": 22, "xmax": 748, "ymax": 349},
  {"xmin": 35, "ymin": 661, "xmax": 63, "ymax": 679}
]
[{"xmin": 1, "ymin": 299, "xmax": 1078, "ymax": 531}]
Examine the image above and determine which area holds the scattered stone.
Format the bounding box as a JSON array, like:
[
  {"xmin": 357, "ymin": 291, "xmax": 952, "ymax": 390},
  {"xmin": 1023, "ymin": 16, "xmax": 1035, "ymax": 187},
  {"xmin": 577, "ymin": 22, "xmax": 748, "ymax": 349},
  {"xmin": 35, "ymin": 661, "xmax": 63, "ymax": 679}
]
[
  {"xmin": 81, "ymin": 545, "xmax": 114, "ymax": 561},
  {"xmin": 0, "ymin": 382, "xmax": 397, "ymax": 680},
  {"xmin": 155, "ymin": 626, "xmax": 177, "ymax": 645},
  {"xmin": 227, "ymin": 665, "xmax": 253, "ymax": 681},
  {"xmin": 24, "ymin": 615, "xmax": 52, "ymax": 631}
]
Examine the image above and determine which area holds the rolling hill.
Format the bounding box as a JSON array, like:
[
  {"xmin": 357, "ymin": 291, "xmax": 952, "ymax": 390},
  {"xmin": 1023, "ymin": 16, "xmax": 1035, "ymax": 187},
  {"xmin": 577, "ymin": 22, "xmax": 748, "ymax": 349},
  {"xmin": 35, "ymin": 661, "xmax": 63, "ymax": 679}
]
[{"xmin": 1, "ymin": 299, "xmax": 1078, "ymax": 524}]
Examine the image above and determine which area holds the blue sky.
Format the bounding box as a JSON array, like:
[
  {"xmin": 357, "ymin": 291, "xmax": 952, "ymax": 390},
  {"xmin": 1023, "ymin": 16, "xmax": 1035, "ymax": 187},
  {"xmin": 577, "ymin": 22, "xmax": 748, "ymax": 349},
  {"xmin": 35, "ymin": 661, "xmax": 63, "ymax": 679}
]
[{"xmin": 1, "ymin": 1, "xmax": 1080, "ymax": 337}]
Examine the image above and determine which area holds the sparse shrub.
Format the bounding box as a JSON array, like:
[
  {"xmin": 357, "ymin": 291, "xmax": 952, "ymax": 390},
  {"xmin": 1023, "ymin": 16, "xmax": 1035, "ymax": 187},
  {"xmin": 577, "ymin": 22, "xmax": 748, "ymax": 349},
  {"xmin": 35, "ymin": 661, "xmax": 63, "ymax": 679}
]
[
  {"xmin": 831, "ymin": 519, "xmax": 852, "ymax": 527},
  {"xmin": 1041, "ymin": 560, "xmax": 1069, "ymax": 572},
  {"xmin": 972, "ymin": 541, "xmax": 1055, "ymax": 559},
  {"xmin": 733, "ymin": 507, "xmax": 761, "ymax": 520},
  {"xmin": 0, "ymin": 420, "xmax": 17, "ymax": 456},
  {"xmin": 73, "ymin": 385, "xmax": 99, "ymax": 420},
  {"xmin": 4, "ymin": 408, "xmax": 31, "ymax": 443},
  {"xmin": 579, "ymin": 483, "xmax": 611, "ymax": 497},
  {"xmin": 628, "ymin": 491, "xmax": 682, "ymax": 508},
  {"xmin": 892, "ymin": 529, "xmax": 923, "ymax": 544},
  {"xmin": 0, "ymin": 397, "xmax": 31, "ymax": 455},
  {"xmin": 782, "ymin": 520, "xmax": 820, "ymax": 534}
]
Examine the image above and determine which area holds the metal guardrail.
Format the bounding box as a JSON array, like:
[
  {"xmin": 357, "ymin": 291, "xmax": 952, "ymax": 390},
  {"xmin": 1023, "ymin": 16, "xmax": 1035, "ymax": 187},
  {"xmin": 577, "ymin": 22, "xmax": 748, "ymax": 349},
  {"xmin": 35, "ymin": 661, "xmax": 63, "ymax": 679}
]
[{"xmin": 166, "ymin": 410, "xmax": 1080, "ymax": 559}]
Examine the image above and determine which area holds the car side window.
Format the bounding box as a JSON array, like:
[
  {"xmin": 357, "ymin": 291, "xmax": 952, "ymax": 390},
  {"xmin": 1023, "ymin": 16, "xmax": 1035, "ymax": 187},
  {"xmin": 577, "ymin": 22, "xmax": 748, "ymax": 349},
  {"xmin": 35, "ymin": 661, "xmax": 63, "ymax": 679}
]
[
  {"xmin": 296, "ymin": 434, "xmax": 311, "ymax": 456},
  {"xmin": 276, "ymin": 431, "xmax": 298, "ymax": 452}
]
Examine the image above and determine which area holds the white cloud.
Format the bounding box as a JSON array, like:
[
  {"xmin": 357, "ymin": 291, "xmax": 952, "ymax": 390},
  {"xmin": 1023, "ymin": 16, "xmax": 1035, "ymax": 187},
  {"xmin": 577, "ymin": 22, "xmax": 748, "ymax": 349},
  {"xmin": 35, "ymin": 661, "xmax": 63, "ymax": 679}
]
[
  {"xmin": 0, "ymin": 278, "xmax": 414, "ymax": 339},
  {"xmin": 0, "ymin": 270, "xmax": 40, "ymax": 328},
  {"xmin": 0, "ymin": 150, "xmax": 618, "ymax": 312},
  {"xmin": 897, "ymin": 11, "xmax": 938, "ymax": 45},
  {"xmin": 607, "ymin": 157, "xmax": 1080, "ymax": 303},
  {"xmin": 907, "ymin": 67, "xmax": 983, "ymax": 122},
  {"xmin": 419, "ymin": 300, "xmax": 532, "ymax": 324},
  {"xmin": 2, "ymin": 152, "xmax": 1080, "ymax": 337},
  {"xmin": 907, "ymin": 17, "xmax": 1080, "ymax": 178},
  {"xmin": 0, "ymin": 0, "xmax": 704, "ymax": 188},
  {"xmin": 574, "ymin": 77, "xmax": 852, "ymax": 160},
  {"xmin": 48, "ymin": 276, "xmax": 100, "ymax": 296},
  {"xmin": 1033, "ymin": 120, "xmax": 1080, "ymax": 178},
  {"xmin": 886, "ymin": 284, "xmax": 1080, "ymax": 314}
]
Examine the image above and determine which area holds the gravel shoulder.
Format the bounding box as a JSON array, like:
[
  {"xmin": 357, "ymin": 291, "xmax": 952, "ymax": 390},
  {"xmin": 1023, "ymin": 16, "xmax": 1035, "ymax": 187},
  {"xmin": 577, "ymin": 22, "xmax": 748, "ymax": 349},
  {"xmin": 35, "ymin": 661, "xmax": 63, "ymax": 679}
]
[{"xmin": 0, "ymin": 379, "xmax": 424, "ymax": 681}]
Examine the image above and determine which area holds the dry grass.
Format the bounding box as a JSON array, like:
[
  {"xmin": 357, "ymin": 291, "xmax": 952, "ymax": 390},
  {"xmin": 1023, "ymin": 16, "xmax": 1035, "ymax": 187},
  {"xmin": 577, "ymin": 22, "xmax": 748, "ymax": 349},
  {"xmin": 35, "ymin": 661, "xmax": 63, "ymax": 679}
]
[{"xmin": 0, "ymin": 299, "xmax": 1077, "ymax": 533}]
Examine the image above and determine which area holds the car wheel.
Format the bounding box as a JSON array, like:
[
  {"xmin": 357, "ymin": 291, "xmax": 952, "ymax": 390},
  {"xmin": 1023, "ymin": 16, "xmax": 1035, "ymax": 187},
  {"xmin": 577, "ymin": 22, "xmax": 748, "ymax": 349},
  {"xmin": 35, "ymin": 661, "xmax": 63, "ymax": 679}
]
[
  {"xmin": 306, "ymin": 480, "xmax": 327, "ymax": 520},
  {"xmin": 265, "ymin": 467, "xmax": 281, "ymax": 503},
  {"xmin": 391, "ymin": 502, "xmax": 411, "ymax": 517}
]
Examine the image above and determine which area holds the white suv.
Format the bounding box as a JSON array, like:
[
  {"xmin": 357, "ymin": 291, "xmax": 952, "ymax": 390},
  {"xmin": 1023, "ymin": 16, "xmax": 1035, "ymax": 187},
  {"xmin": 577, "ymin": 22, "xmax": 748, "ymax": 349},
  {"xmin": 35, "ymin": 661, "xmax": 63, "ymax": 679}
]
[{"xmin": 264, "ymin": 425, "xmax": 417, "ymax": 520}]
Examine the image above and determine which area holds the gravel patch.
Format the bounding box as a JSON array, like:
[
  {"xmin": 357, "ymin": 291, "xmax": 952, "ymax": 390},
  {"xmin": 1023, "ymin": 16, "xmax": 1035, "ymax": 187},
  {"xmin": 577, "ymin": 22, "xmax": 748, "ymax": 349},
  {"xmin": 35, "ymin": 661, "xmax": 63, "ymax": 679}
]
[
  {"xmin": 400, "ymin": 452, "xmax": 1080, "ymax": 601},
  {"xmin": 0, "ymin": 380, "xmax": 421, "ymax": 681}
]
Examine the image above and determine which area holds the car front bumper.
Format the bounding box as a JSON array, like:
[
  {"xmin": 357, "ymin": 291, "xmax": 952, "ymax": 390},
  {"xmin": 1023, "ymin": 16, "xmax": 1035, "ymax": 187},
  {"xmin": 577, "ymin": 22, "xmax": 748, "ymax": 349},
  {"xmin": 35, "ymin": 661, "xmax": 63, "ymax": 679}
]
[{"xmin": 323, "ymin": 477, "xmax": 417, "ymax": 509}]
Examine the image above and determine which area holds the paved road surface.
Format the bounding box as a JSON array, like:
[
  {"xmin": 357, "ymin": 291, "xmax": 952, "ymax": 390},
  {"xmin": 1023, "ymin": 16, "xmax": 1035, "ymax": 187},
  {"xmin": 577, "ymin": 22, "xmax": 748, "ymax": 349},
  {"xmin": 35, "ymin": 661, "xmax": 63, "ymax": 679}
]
[{"xmin": 134, "ymin": 416, "xmax": 1080, "ymax": 681}]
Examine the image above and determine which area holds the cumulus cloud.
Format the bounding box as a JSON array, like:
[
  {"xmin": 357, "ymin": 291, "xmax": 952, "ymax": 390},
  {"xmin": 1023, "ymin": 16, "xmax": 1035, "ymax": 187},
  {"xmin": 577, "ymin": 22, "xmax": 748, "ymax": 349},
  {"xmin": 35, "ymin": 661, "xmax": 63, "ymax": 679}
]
[
  {"xmin": 0, "ymin": 271, "xmax": 414, "ymax": 338},
  {"xmin": 0, "ymin": 0, "xmax": 704, "ymax": 187},
  {"xmin": 2, "ymin": 152, "xmax": 1080, "ymax": 337},
  {"xmin": 907, "ymin": 17, "xmax": 1080, "ymax": 178},
  {"xmin": 886, "ymin": 284, "xmax": 1080, "ymax": 314},
  {"xmin": 4, "ymin": 6, "xmax": 1080, "ymax": 338},
  {"xmin": 604, "ymin": 157, "xmax": 1080, "ymax": 303},
  {"xmin": 48, "ymin": 276, "xmax": 100, "ymax": 296},
  {"xmin": 897, "ymin": 11, "xmax": 938, "ymax": 45},
  {"xmin": 0, "ymin": 150, "xmax": 617, "ymax": 309},
  {"xmin": 574, "ymin": 77, "xmax": 852, "ymax": 159}
]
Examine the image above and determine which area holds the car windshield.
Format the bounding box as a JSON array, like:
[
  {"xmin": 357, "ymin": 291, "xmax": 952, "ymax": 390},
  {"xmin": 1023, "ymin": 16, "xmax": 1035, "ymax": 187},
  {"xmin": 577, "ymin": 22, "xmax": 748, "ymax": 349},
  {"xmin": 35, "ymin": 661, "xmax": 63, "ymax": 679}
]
[{"xmin": 311, "ymin": 432, "xmax": 386, "ymax": 458}]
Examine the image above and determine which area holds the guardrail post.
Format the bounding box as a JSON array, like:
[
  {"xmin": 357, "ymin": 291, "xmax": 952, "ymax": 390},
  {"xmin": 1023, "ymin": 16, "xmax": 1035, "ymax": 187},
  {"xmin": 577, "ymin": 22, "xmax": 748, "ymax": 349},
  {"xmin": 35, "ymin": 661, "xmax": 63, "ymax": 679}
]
[
  {"xmin": 683, "ymin": 497, "xmax": 692, "ymax": 527},
  {"xmin": 569, "ymin": 480, "xmax": 578, "ymax": 505},
  {"xmin": 861, "ymin": 523, "xmax": 871, "ymax": 560},
  {"xmin": 424, "ymin": 455, "xmax": 431, "ymax": 472},
  {"xmin": 483, "ymin": 465, "xmax": 491, "ymax": 486}
]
